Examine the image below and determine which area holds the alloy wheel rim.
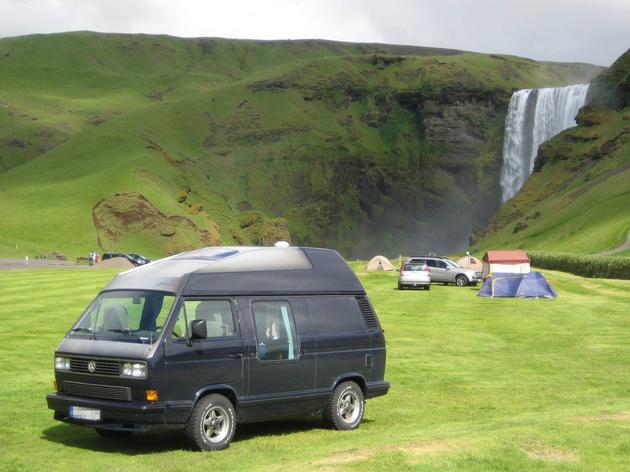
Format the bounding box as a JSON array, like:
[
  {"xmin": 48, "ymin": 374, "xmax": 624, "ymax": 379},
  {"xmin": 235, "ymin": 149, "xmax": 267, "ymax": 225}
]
[
  {"xmin": 337, "ymin": 391, "xmax": 361, "ymax": 423},
  {"xmin": 201, "ymin": 405, "xmax": 229, "ymax": 443}
]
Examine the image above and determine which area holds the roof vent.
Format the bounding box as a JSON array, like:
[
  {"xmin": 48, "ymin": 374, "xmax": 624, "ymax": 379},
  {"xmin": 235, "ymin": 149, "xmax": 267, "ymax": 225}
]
[{"xmin": 274, "ymin": 241, "xmax": 290, "ymax": 248}]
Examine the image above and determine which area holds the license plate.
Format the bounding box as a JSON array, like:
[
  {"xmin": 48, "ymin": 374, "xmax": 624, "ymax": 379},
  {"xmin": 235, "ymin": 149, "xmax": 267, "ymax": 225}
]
[{"xmin": 69, "ymin": 406, "xmax": 101, "ymax": 421}]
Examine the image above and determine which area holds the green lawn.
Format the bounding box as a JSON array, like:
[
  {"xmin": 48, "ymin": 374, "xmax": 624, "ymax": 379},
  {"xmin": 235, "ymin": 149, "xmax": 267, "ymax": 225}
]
[{"xmin": 0, "ymin": 266, "xmax": 629, "ymax": 471}]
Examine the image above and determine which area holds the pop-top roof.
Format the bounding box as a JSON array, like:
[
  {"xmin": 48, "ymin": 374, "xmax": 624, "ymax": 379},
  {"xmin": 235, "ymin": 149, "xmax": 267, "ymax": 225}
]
[
  {"xmin": 103, "ymin": 246, "xmax": 364, "ymax": 296},
  {"xmin": 483, "ymin": 250, "xmax": 530, "ymax": 264}
]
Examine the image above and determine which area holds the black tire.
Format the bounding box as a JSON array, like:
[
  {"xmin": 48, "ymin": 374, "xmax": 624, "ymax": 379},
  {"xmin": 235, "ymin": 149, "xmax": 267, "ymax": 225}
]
[
  {"xmin": 398, "ymin": 282, "xmax": 404, "ymax": 290},
  {"xmin": 455, "ymin": 275, "xmax": 468, "ymax": 287},
  {"xmin": 425, "ymin": 285, "xmax": 431, "ymax": 291},
  {"xmin": 95, "ymin": 429, "xmax": 133, "ymax": 438},
  {"xmin": 323, "ymin": 381, "xmax": 365, "ymax": 430},
  {"xmin": 184, "ymin": 394, "xmax": 236, "ymax": 451}
]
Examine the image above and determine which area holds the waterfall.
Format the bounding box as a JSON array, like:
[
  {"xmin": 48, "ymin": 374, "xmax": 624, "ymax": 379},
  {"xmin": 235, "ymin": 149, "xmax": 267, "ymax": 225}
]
[{"xmin": 500, "ymin": 83, "xmax": 590, "ymax": 202}]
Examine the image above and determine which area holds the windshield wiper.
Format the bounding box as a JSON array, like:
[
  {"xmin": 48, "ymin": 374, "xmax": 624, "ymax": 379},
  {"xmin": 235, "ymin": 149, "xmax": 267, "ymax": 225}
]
[
  {"xmin": 106, "ymin": 329, "xmax": 132, "ymax": 334},
  {"xmin": 71, "ymin": 327, "xmax": 93, "ymax": 333}
]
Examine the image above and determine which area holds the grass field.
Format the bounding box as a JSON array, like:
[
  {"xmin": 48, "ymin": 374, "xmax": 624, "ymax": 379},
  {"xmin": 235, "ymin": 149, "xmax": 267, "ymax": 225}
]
[{"xmin": 1, "ymin": 266, "xmax": 629, "ymax": 471}]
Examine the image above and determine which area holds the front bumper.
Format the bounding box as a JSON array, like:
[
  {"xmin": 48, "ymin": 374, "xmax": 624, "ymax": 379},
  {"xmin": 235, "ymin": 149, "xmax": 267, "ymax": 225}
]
[{"xmin": 47, "ymin": 392, "xmax": 191, "ymax": 432}]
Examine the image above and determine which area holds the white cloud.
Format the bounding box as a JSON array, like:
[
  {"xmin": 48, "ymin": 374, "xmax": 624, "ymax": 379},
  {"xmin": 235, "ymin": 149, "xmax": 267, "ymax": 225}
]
[{"xmin": 0, "ymin": 0, "xmax": 628, "ymax": 65}]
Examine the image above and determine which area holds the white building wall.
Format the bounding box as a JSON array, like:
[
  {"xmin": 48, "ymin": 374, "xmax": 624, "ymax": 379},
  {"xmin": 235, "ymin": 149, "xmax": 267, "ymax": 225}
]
[{"xmin": 482, "ymin": 262, "xmax": 530, "ymax": 278}]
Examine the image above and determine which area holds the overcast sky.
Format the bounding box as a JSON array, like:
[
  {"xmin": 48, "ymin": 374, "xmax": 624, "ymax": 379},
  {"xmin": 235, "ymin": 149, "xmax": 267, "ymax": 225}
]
[{"xmin": 1, "ymin": 0, "xmax": 628, "ymax": 66}]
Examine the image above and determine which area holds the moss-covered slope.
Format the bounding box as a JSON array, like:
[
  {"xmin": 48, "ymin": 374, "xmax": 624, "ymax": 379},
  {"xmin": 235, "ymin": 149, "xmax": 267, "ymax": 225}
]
[{"xmin": 0, "ymin": 32, "xmax": 600, "ymax": 258}]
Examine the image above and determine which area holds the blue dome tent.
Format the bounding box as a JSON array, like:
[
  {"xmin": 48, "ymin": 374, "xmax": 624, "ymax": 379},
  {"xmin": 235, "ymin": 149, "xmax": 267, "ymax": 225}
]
[{"xmin": 478, "ymin": 272, "xmax": 557, "ymax": 298}]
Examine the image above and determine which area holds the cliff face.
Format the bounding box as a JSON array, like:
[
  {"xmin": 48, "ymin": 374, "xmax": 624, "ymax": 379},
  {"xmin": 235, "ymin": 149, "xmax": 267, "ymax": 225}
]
[
  {"xmin": 0, "ymin": 33, "xmax": 601, "ymax": 258},
  {"xmin": 232, "ymin": 79, "xmax": 513, "ymax": 257},
  {"xmin": 480, "ymin": 50, "xmax": 630, "ymax": 255},
  {"xmin": 589, "ymin": 48, "xmax": 630, "ymax": 109}
]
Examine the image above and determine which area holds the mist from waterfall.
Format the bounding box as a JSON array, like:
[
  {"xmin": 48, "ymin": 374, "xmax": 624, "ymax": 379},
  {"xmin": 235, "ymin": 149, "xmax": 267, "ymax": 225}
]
[{"xmin": 500, "ymin": 83, "xmax": 590, "ymax": 203}]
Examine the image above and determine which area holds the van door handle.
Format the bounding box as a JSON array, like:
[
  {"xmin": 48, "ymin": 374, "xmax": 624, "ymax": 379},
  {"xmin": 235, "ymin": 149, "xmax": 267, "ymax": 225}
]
[{"xmin": 228, "ymin": 353, "xmax": 243, "ymax": 359}]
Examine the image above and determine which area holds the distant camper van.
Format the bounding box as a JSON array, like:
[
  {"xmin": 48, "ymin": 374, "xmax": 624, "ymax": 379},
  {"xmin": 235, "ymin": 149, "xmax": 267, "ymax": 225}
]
[{"xmin": 47, "ymin": 247, "xmax": 389, "ymax": 450}]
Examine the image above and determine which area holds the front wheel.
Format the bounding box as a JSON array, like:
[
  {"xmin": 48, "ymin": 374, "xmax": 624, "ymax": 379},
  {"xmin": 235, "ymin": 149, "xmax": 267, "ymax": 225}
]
[
  {"xmin": 398, "ymin": 282, "xmax": 404, "ymax": 290},
  {"xmin": 455, "ymin": 275, "xmax": 468, "ymax": 287},
  {"xmin": 185, "ymin": 394, "xmax": 236, "ymax": 451},
  {"xmin": 323, "ymin": 381, "xmax": 365, "ymax": 430}
]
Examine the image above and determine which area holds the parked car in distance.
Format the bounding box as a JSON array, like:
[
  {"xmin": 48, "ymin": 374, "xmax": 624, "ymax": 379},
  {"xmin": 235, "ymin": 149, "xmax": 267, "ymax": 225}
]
[
  {"xmin": 398, "ymin": 263, "xmax": 430, "ymax": 290},
  {"xmin": 46, "ymin": 246, "xmax": 389, "ymax": 451},
  {"xmin": 126, "ymin": 254, "xmax": 151, "ymax": 266},
  {"xmin": 406, "ymin": 256, "xmax": 479, "ymax": 286},
  {"xmin": 101, "ymin": 253, "xmax": 151, "ymax": 266}
]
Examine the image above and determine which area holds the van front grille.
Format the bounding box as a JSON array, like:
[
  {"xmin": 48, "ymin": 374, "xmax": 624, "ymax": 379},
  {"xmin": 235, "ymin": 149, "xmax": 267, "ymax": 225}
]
[
  {"xmin": 69, "ymin": 358, "xmax": 121, "ymax": 376},
  {"xmin": 356, "ymin": 296, "xmax": 380, "ymax": 329},
  {"xmin": 63, "ymin": 381, "xmax": 131, "ymax": 401}
]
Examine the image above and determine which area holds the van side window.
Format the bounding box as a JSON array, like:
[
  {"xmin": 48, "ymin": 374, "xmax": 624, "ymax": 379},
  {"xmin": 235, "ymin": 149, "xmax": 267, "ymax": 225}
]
[
  {"xmin": 171, "ymin": 300, "xmax": 235, "ymax": 339},
  {"xmin": 252, "ymin": 301, "xmax": 298, "ymax": 361},
  {"xmin": 307, "ymin": 297, "xmax": 367, "ymax": 333}
]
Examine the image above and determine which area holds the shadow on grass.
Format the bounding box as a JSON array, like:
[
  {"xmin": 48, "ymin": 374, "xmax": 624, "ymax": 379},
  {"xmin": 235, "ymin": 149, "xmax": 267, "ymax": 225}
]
[
  {"xmin": 41, "ymin": 416, "xmax": 361, "ymax": 454},
  {"xmin": 392, "ymin": 284, "xmax": 481, "ymax": 292},
  {"xmin": 41, "ymin": 425, "xmax": 189, "ymax": 454}
]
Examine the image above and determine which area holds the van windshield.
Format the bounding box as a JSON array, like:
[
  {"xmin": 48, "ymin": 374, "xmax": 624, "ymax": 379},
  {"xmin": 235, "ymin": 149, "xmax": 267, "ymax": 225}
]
[{"xmin": 70, "ymin": 290, "xmax": 175, "ymax": 344}]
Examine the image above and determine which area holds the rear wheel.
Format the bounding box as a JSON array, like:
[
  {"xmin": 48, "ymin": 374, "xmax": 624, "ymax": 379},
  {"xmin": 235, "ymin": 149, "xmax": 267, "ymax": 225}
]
[
  {"xmin": 425, "ymin": 285, "xmax": 431, "ymax": 291},
  {"xmin": 455, "ymin": 275, "xmax": 468, "ymax": 287},
  {"xmin": 185, "ymin": 394, "xmax": 236, "ymax": 451},
  {"xmin": 398, "ymin": 282, "xmax": 404, "ymax": 290},
  {"xmin": 323, "ymin": 381, "xmax": 365, "ymax": 430}
]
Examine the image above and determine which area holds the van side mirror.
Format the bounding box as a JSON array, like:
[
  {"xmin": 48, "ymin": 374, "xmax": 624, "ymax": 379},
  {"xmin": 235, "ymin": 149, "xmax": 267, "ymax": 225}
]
[{"xmin": 190, "ymin": 319, "xmax": 207, "ymax": 340}]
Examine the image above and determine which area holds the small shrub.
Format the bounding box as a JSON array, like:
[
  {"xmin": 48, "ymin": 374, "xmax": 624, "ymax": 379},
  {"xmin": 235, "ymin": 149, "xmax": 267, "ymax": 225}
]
[
  {"xmin": 176, "ymin": 191, "xmax": 188, "ymax": 203},
  {"xmin": 239, "ymin": 211, "xmax": 264, "ymax": 229},
  {"xmin": 513, "ymin": 222, "xmax": 528, "ymax": 234}
]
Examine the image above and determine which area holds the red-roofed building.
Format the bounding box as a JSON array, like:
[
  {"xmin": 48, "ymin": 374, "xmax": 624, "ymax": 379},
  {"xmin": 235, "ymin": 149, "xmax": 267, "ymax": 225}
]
[{"xmin": 482, "ymin": 250, "xmax": 530, "ymax": 278}]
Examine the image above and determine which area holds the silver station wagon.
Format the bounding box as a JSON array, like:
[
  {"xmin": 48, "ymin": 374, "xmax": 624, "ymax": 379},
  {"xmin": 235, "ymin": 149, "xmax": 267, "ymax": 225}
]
[
  {"xmin": 406, "ymin": 256, "xmax": 479, "ymax": 287},
  {"xmin": 398, "ymin": 263, "xmax": 431, "ymax": 290}
]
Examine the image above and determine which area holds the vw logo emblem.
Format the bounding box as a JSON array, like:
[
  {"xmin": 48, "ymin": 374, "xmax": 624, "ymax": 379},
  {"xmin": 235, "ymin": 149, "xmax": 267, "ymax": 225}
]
[{"xmin": 87, "ymin": 361, "xmax": 96, "ymax": 373}]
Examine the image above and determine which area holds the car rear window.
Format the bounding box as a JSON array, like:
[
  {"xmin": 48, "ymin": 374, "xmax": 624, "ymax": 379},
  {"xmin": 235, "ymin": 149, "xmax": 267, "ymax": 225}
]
[
  {"xmin": 404, "ymin": 264, "xmax": 425, "ymax": 271},
  {"xmin": 408, "ymin": 258, "xmax": 426, "ymax": 265}
]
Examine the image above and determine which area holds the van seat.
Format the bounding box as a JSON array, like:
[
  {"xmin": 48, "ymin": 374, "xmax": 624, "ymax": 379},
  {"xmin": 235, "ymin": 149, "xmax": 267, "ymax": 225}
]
[{"xmin": 102, "ymin": 304, "xmax": 128, "ymax": 332}]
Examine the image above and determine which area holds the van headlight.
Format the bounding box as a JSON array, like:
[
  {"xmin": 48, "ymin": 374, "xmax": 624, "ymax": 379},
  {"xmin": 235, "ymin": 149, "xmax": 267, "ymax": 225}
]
[
  {"xmin": 55, "ymin": 356, "xmax": 71, "ymax": 371},
  {"xmin": 121, "ymin": 362, "xmax": 147, "ymax": 379}
]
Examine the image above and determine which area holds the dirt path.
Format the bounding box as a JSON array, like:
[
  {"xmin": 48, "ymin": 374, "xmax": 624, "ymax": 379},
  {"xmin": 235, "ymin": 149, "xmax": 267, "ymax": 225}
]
[{"xmin": 594, "ymin": 231, "xmax": 630, "ymax": 256}]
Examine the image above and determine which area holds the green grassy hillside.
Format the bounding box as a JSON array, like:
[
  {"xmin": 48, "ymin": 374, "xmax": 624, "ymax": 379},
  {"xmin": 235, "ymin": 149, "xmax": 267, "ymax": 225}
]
[
  {"xmin": 0, "ymin": 32, "xmax": 600, "ymax": 259},
  {"xmin": 477, "ymin": 49, "xmax": 630, "ymax": 255},
  {"xmin": 1, "ymin": 267, "xmax": 629, "ymax": 470}
]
